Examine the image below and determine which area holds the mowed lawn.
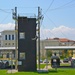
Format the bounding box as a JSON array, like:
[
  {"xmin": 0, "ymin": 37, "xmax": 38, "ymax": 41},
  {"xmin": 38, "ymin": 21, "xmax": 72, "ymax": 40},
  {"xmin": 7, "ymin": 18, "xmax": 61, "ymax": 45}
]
[{"xmin": 0, "ymin": 68, "xmax": 75, "ymax": 75}]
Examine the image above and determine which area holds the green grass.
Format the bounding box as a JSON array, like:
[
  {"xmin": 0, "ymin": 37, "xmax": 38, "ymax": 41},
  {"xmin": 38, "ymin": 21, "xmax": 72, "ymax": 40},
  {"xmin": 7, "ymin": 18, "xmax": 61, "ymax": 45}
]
[
  {"xmin": 0, "ymin": 68, "xmax": 75, "ymax": 75},
  {"xmin": 60, "ymin": 63, "xmax": 71, "ymax": 66},
  {"xmin": 37, "ymin": 64, "xmax": 47, "ymax": 69},
  {"xmin": 37, "ymin": 63, "xmax": 71, "ymax": 69}
]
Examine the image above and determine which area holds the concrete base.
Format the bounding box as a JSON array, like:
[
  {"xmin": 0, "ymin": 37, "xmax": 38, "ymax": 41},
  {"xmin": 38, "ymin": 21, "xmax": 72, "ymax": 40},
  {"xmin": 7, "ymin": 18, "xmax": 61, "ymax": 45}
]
[
  {"xmin": 37, "ymin": 69, "xmax": 48, "ymax": 73},
  {"xmin": 7, "ymin": 69, "xmax": 18, "ymax": 73}
]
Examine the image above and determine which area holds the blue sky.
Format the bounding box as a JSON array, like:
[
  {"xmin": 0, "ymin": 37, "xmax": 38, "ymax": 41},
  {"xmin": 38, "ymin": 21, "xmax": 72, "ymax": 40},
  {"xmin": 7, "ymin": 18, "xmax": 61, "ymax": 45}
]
[{"xmin": 0, "ymin": 0, "xmax": 75, "ymax": 40}]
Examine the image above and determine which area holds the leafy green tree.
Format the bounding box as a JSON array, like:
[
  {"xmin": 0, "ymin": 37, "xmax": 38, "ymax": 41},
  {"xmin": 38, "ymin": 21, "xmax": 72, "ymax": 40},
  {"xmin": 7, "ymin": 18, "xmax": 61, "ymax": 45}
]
[{"xmin": 46, "ymin": 50, "xmax": 52, "ymax": 58}]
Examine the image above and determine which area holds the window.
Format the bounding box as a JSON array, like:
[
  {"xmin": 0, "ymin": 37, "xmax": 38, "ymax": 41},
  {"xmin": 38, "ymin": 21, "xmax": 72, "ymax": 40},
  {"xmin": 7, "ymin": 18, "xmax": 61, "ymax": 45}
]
[
  {"xmin": 19, "ymin": 52, "xmax": 25, "ymax": 60},
  {"xmin": 12, "ymin": 35, "xmax": 14, "ymax": 40},
  {"xmin": 5, "ymin": 43, "xmax": 7, "ymax": 45},
  {"xmin": 9, "ymin": 43, "xmax": 10, "ymax": 45},
  {"xmin": 19, "ymin": 32, "xmax": 25, "ymax": 39},
  {"xmin": 18, "ymin": 61, "xmax": 22, "ymax": 65},
  {"xmin": 7, "ymin": 53, "xmax": 9, "ymax": 58},
  {"xmin": 5, "ymin": 35, "xmax": 7, "ymax": 40},
  {"xmin": 12, "ymin": 43, "xmax": 14, "ymax": 45},
  {"xmin": 9, "ymin": 35, "xmax": 11, "ymax": 40}
]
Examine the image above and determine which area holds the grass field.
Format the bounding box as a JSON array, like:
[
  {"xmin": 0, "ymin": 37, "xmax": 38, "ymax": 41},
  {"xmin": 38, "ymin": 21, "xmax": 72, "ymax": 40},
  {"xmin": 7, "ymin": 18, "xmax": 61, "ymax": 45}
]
[
  {"xmin": 0, "ymin": 68, "xmax": 75, "ymax": 75},
  {"xmin": 37, "ymin": 63, "xmax": 71, "ymax": 69},
  {"xmin": 37, "ymin": 64, "xmax": 47, "ymax": 69}
]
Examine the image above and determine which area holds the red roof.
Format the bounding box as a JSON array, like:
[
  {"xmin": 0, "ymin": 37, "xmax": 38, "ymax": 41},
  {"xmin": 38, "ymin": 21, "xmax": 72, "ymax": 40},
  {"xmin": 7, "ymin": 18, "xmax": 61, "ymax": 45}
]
[
  {"xmin": 47, "ymin": 38, "xmax": 75, "ymax": 42},
  {"xmin": 59, "ymin": 38, "xmax": 69, "ymax": 42}
]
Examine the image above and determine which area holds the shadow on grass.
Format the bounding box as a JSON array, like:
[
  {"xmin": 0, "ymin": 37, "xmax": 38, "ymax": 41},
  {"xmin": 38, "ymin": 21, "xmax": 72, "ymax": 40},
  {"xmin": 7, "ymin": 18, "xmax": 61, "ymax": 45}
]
[
  {"xmin": 37, "ymin": 70, "xmax": 58, "ymax": 74},
  {"xmin": 37, "ymin": 72, "xmax": 49, "ymax": 74},
  {"xmin": 37, "ymin": 68, "xmax": 75, "ymax": 74},
  {"xmin": 48, "ymin": 69, "xmax": 58, "ymax": 73},
  {"xmin": 48, "ymin": 68, "xmax": 67, "ymax": 73}
]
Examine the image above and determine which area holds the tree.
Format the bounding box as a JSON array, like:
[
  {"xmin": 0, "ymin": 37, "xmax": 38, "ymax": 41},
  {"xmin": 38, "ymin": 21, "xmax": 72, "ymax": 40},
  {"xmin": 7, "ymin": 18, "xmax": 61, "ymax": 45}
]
[{"xmin": 46, "ymin": 50, "xmax": 52, "ymax": 58}]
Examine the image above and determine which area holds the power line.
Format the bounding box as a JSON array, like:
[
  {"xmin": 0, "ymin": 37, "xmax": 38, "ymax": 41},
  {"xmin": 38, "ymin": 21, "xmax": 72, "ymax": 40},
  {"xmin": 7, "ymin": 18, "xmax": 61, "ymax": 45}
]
[
  {"xmin": 40, "ymin": 0, "xmax": 54, "ymax": 27},
  {"xmin": 44, "ymin": 0, "xmax": 54, "ymax": 14},
  {"xmin": 40, "ymin": 25, "xmax": 57, "ymax": 39},
  {"xmin": 50, "ymin": 0, "xmax": 75, "ymax": 11},
  {"xmin": 41, "ymin": 0, "xmax": 75, "ymax": 39},
  {"xmin": 17, "ymin": 6, "xmax": 38, "ymax": 9},
  {"xmin": 40, "ymin": 16, "xmax": 58, "ymax": 39},
  {"xmin": 0, "ymin": 9, "xmax": 11, "ymax": 13},
  {"xmin": 0, "ymin": 13, "xmax": 11, "ymax": 24},
  {"xmin": 40, "ymin": 16, "xmax": 56, "ymax": 39},
  {"xmin": 44, "ymin": 13, "xmax": 68, "ymax": 38}
]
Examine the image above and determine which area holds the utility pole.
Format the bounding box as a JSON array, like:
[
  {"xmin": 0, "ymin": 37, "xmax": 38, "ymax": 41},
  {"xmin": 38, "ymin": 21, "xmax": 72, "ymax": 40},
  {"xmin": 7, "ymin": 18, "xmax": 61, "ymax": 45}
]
[
  {"xmin": 12, "ymin": 7, "xmax": 18, "ymax": 70},
  {"xmin": 38, "ymin": 6, "xmax": 40, "ymax": 70},
  {"xmin": 38, "ymin": 7, "xmax": 43, "ymax": 70}
]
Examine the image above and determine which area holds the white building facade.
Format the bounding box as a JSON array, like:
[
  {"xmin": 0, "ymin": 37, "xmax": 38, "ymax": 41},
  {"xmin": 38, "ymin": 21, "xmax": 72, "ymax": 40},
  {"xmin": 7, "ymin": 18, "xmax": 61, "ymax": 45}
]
[
  {"xmin": 1, "ymin": 30, "xmax": 16, "ymax": 47},
  {"xmin": 40, "ymin": 38, "xmax": 75, "ymax": 58},
  {"xmin": 0, "ymin": 30, "xmax": 16, "ymax": 59}
]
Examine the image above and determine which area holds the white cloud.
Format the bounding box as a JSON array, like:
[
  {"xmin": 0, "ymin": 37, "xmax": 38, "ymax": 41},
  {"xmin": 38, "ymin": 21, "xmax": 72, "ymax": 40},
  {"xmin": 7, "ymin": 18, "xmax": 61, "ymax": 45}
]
[
  {"xmin": 40, "ymin": 25, "xmax": 75, "ymax": 40},
  {"xmin": 0, "ymin": 23, "xmax": 15, "ymax": 32},
  {"xmin": 52, "ymin": 25, "xmax": 74, "ymax": 33},
  {"xmin": 0, "ymin": 24, "xmax": 75, "ymax": 40}
]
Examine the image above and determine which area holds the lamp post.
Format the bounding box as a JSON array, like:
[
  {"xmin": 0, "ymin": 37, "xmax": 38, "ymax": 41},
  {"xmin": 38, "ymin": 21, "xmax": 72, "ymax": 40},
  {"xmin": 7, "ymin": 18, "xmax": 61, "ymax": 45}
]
[
  {"xmin": 37, "ymin": 7, "xmax": 43, "ymax": 70},
  {"xmin": 10, "ymin": 52, "xmax": 13, "ymax": 73},
  {"xmin": 12, "ymin": 7, "xmax": 18, "ymax": 70}
]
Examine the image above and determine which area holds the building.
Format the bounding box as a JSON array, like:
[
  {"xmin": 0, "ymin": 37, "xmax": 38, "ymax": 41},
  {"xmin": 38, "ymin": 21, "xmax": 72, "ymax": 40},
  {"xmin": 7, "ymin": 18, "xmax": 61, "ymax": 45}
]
[
  {"xmin": 40, "ymin": 38, "xmax": 75, "ymax": 58},
  {"xmin": 1, "ymin": 30, "xmax": 16, "ymax": 47},
  {"xmin": 40, "ymin": 39, "xmax": 60, "ymax": 58},
  {"xmin": 1, "ymin": 30, "xmax": 75, "ymax": 59},
  {"xmin": 0, "ymin": 30, "xmax": 16, "ymax": 59},
  {"xmin": 18, "ymin": 17, "xmax": 36, "ymax": 71}
]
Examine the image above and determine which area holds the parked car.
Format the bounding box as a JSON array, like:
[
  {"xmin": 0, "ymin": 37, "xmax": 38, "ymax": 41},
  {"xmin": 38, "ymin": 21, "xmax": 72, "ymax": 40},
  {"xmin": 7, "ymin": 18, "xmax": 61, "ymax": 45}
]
[
  {"xmin": 37, "ymin": 59, "xmax": 43, "ymax": 63},
  {"xmin": 63, "ymin": 58, "xmax": 69, "ymax": 63},
  {"xmin": 68, "ymin": 57, "xmax": 72, "ymax": 61},
  {"xmin": 43, "ymin": 59, "xmax": 49, "ymax": 63},
  {"xmin": 40, "ymin": 59, "xmax": 43, "ymax": 63}
]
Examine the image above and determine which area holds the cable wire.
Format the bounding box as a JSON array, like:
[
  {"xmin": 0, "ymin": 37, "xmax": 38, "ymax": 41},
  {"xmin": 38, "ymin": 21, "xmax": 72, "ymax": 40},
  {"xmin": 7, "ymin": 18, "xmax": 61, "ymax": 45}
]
[
  {"xmin": 50, "ymin": 0, "xmax": 75, "ymax": 11},
  {"xmin": 44, "ymin": 13, "xmax": 68, "ymax": 38},
  {"xmin": 40, "ymin": 14, "xmax": 57, "ymax": 39},
  {"xmin": 0, "ymin": 9, "xmax": 11, "ymax": 13},
  {"xmin": 41, "ymin": 0, "xmax": 75, "ymax": 39},
  {"xmin": 0, "ymin": 13, "xmax": 11, "ymax": 24},
  {"xmin": 17, "ymin": 6, "xmax": 38, "ymax": 9},
  {"xmin": 44, "ymin": 0, "xmax": 54, "ymax": 14}
]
